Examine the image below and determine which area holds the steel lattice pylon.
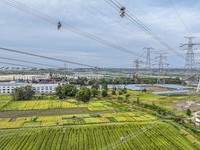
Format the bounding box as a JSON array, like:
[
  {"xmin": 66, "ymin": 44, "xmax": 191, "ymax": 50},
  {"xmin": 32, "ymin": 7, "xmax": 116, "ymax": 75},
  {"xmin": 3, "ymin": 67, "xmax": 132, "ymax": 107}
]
[
  {"xmin": 154, "ymin": 52, "xmax": 168, "ymax": 84},
  {"xmin": 180, "ymin": 37, "xmax": 200, "ymax": 75},
  {"xmin": 133, "ymin": 58, "xmax": 143, "ymax": 78},
  {"xmin": 144, "ymin": 47, "xmax": 153, "ymax": 75}
]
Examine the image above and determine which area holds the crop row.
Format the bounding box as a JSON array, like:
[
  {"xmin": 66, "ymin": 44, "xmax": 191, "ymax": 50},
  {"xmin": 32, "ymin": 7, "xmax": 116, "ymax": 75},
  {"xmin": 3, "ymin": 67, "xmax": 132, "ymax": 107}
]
[
  {"xmin": 0, "ymin": 122, "xmax": 197, "ymax": 150},
  {"xmin": 0, "ymin": 95, "xmax": 12, "ymax": 108}
]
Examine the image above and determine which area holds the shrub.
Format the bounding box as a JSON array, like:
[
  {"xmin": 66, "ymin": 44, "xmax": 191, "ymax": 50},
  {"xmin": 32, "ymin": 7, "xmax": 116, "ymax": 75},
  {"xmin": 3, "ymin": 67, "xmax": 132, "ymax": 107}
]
[
  {"xmin": 31, "ymin": 116, "xmax": 38, "ymax": 122},
  {"xmin": 102, "ymin": 90, "xmax": 108, "ymax": 97}
]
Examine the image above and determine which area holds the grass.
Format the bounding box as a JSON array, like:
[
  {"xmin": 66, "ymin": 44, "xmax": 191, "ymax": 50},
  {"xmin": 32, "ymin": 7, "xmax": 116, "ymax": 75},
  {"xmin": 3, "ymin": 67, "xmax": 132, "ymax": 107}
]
[
  {"xmin": 84, "ymin": 118, "xmax": 109, "ymax": 124},
  {"xmin": 125, "ymin": 90, "xmax": 192, "ymax": 110},
  {"xmin": 22, "ymin": 122, "xmax": 41, "ymax": 127}
]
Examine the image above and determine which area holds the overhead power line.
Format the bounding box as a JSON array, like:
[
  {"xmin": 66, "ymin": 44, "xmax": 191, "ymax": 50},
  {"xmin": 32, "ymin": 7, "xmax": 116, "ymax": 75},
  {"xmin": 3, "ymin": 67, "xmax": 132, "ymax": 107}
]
[
  {"xmin": 105, "ymin": 0, "xmax": 185, "ymax": 59},
  {"xmin": 0, "ymin": 47, "xmax": 95, "ymax": 68},
  {"xmin": 0, "ymin": 56, "xmax": 59, "ymax": 68},
  {"xmin": 0, "ymin": 0, "xmax": 141, "ymax": 57},
  {"xmin": 82, "ymin": 0, "xmax": 160, "ymax": 62},
  {"xmin": 0, "ymin": 61, "xmax": 34, "ymax": 68},
  {"xmin": 168, "ymin": 0, "xmax": 191, "ymax": 35}
]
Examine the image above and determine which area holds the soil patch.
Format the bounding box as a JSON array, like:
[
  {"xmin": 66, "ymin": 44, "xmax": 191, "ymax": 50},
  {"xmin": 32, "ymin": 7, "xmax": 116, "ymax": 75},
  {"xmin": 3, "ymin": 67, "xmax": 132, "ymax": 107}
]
[
  {"xmin": 173, "ymin": 100, "xmax": 200, "ymax": 112},
  {"xmin": 0, "ymin": 108, "xmax": 112, "ymax": 119}
]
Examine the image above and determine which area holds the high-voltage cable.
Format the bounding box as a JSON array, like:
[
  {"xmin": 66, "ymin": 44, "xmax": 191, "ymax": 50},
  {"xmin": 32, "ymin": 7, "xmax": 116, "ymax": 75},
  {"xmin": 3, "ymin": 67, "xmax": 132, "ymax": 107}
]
[{"xmin": 0, "ymin": 0, "xmax": 141, "ymax": 57}]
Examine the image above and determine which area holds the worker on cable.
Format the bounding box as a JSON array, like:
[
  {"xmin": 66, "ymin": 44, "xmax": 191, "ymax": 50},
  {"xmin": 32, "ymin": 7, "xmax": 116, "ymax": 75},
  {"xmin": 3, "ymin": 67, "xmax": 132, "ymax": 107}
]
[
  {"xmin": 120, "ymin": 7, "xmax": 125, "ymax": 18},
  {"xmin": 57, "ymin": 21, "xmax": 62, "ymax": 30}
]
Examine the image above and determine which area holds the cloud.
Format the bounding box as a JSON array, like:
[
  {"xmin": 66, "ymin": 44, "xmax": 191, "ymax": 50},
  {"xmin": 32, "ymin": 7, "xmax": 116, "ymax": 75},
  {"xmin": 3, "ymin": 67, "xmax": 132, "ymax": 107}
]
[{"xmin": 0, "ymin": 0, "xmax": 200, "ymax": 68}]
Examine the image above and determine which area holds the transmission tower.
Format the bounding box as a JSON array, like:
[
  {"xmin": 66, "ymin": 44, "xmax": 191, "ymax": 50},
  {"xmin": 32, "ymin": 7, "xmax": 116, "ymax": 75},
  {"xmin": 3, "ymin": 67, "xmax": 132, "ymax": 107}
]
[
  {"xmin": 180, "ymin": 37, "xmax": 200, "ymax": 75},
  {"xmin": 133, "ymin": 58, "xmax": 143, "ymax": 78},
  {"xmin": 154, "ymin": 52, "xmax": 168, "ymax": 84},
  {"xmin": 144, "ymin": 47, "xmax": 154, "ymax": 75}
]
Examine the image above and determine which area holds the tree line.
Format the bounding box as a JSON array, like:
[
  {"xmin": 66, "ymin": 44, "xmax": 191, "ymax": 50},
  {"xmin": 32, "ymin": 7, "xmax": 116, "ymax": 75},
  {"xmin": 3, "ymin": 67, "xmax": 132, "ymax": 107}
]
[
  {"xmin": 11, "ymin": 76, "xmax": 183, "ymax": 101},
  {"xmin": 67, "ymin": 76, "xmax": 183, "ymax": 85},
  {"xmin": 12, "ymin": 83, "xmax": 108, "ymax": 103}
]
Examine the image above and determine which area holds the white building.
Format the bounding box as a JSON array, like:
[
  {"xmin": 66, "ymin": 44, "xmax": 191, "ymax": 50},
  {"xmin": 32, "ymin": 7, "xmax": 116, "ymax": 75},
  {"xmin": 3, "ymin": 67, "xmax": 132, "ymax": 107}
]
[
  {"xmin": 32, "ymin": 83, "xmax": 58, "ymax": 94},
  {"xmin": 0, "ymin": 81, "xmax": 67, "ymax": 94},
  {"xmin": 0, "ymin": 74, "xmax": 50, "ymax": 81},
  {"xmin": 0, "ymin": 81, "xmax": 26, "ymax": 94}
]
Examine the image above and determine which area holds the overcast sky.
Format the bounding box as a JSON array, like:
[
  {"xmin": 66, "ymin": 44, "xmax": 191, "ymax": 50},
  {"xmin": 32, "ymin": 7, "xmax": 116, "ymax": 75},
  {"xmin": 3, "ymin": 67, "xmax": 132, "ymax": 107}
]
[{"xmin": 0, "ymin": 0, "xmax": 200, "ymax": 69}]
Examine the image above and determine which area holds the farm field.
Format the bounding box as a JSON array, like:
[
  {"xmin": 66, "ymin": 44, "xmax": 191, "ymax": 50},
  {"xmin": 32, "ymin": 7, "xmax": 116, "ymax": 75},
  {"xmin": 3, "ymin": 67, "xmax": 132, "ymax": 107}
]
[
  {"xmin": 0, "ymin": 91, "xmax": 192, "ymax": 112},
  {"xmin": 0, "ymin": 96, "xmax": 12, "ymax": 108},
  {"xmin": 0, "ymin": 98, "xmax": 114, "ymax": 111},
  {"xmin": 0, "ymin": 92, "xmax": 199, "ymax": 149},
  {"xmin": 0, "ymin": 122, "xmax": 197, "ymax": 150},
  {"xmin": 0, "ymin": 108, "xmax": 106, "ymax": 119},
  {"xmin": 125, "ymin": 90, "xmax": 194, "ymax": 110},
  {"xmin": 0, "ymin": 111, "xmax": 157, "ymax": 129}
]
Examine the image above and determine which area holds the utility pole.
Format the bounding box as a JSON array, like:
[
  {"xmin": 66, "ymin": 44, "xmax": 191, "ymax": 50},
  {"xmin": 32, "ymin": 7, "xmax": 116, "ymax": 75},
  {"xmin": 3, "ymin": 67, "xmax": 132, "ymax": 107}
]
[
  {"xmin": 144, "ymin": 47, "xmax": 154, "ymax": 75},
  {"xmin": 180, "ymin": 37, "xmax": 200, "ymax": 75},
  {"xmin": 64, "ymin": 63, "xmax": 67, "ymax": 81}
]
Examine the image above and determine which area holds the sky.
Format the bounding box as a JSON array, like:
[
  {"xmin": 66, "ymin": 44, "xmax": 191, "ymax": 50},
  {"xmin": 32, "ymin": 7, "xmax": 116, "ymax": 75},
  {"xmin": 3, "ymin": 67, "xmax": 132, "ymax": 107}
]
[{"xmin": 0, "ymin": 0, "xmax": 200, "ymax": 69}]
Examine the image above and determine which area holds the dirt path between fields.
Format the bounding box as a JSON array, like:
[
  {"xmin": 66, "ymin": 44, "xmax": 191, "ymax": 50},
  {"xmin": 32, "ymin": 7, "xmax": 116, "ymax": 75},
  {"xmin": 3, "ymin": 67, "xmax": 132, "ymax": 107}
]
[{"xmin": 0, "ymin": 108, "xmax": 112, "ymax": 119}]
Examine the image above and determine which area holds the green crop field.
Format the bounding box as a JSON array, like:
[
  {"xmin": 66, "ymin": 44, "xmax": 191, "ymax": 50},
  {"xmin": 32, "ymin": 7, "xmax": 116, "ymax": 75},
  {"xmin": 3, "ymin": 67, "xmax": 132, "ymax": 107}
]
[
  {"xmin": 0, "ymin": 90, "xmax": 191, "ymax": 112},
  {"xmin": 0, "ymin": 93, "xmax": 199, "ymax": 149},
  {"xmin": 0, "ymin": 122, "xmax": 197, "ymax": 150},
  {"xmin": 0, "ymin": 96, "xmax": 12, "ymax": 108},
  {"xmin": 0, "ymin": 99, "xmax": 114, "ymax": 111},
  {"xmin": 0, "ymin": 112, "xmax": 158, "ymax": 129}
]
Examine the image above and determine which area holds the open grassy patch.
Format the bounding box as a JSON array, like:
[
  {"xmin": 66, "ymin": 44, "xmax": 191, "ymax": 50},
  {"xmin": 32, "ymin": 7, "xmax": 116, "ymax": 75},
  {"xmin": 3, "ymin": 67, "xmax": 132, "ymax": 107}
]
[{"xmin": 22, "ymin": 122, "xmax": 41, "ymax": 127}]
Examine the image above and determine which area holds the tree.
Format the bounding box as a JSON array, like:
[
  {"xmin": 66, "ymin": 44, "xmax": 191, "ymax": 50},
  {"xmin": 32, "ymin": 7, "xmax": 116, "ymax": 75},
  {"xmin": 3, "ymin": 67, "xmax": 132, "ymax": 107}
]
[
  {"xmin": 112, "ymin": 90, "xmax": 116, "ymax": 95},
  {"xmin": 112, "ymin": 86, "xmax": 116, "ymax": 95},
  {"xmin": 125, "ymin": 94, "xmax": 130, "ymax": 100},
  {"xmin": 142, "ymin": 88, "xmax": 147, "ymax": 92},
  {"xmin": 102, "ymin": 83, "xmax": 108, "ymax": 91},
  {"xmin": 136, "ymin": 96, "xmax": 140, "ymax": 104},
  {"xmin": 77, "ymin": 77, "xmax": 88, "ymax": 86},
  {"xmin": 186, "ymin": 109, "xmax": 192, "ymax": 116},
  {"xmin": 88, "ymin": 79, "xmax": 96, "ymax": 85},
  {"xmin": 91, "ymin": 83, "xmax": 99, "ymax": 90},
  {"xmin": 173, "ymin": 114, "xmax": 183, "ymax": 122},
  {"xmin": 119, "ymin": 91, "xmax": 123, "ymax": 95},
  {"xmin": 117, "ymin": 96, "xmax": 123, "ymax": 103},
  {"xmin": 122, "ymin": 87, "xmax": 127, "ymax": 94},
  {"xmin": 102, "ymin": 89, "xmax": 108, "ymax": 97},
  {"xmin": 91, "ymin": 88, "xmax": 99, "ymax": 97},
  {"xmin": 75, "ymin": 86, "xmax": 91, "ymax": 103},
  {"xmin": 55, "ymin": 84, "xmax": 77, "ymax": 99},
  {"xmin": 13, "ymin": 85, "xmax": 35, "ymax": 101},
  {"xmin": 112, "ymin": 86, "xmax": 117, "ymax": 91}
]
